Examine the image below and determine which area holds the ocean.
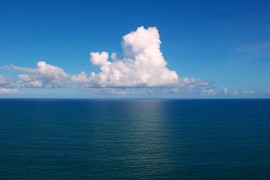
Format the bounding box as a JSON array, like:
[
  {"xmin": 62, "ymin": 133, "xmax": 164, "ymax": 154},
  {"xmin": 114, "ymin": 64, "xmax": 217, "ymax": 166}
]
[{"xmin": 0, "ymin": 99, "xmax": 270, "ymax": 179}]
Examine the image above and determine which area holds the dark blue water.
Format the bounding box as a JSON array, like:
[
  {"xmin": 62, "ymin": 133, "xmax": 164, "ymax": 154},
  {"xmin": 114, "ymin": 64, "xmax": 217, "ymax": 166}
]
[{"xmin": 0, "ymin": 99, "xmax": 270, "ymax": 179}]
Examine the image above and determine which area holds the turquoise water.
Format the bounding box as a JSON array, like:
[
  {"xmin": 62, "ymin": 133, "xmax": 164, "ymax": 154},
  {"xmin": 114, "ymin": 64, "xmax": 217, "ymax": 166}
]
[{"xmin": 0, "ymin": 99, "xmax": 270, "ymax": 179}]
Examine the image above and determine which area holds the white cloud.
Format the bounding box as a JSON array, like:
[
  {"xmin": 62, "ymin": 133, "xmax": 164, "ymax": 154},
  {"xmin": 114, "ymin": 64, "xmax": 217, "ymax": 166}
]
[
  {"xmin": 89, "ymin": 26, "xmax": 179, "ymax": 88},
  {"xmin": 0, "ymin": 88, "xmax": 17, "ymax": 94},
  {"xmin": 0, "ymin": 75, "xmax": 16, "ymax": 88},
  {"xmin": 71, "ymin": 71, "xmax": 89, "ymax": 85},
  {"xmin": 8, "ymin": 61, "xmax": 69, "ymax": 88},
  {"xmin": 174, "ymin": 77, "xmax": 213, "ymax": 95},
  {"xmin": 0, "ymin": 75, "xmax": 9, "ymax": 86},
  {"xmin": 222, "ymin": 86, "xmax": 228, "ymax": 94},
  {"xmin": 0, "ymin": 26, "xmax": 216, "ymax": 96},
  {"xmin": 90, "ymin": 52, "xmax": 111, "ymax": 66},
  {"xmin": 18, "ymin": 74, "xmax": 43, "ymax": 88},
  {"xmin": 243, "ymin": 90, "xmax": 255, "ymax": 95},
  {"xmin": 202, "ymin": 89, "xmax": 216, "ymax": 95}
]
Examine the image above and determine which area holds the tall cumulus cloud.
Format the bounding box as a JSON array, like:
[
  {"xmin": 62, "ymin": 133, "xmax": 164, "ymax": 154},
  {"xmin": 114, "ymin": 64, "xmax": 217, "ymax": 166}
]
[{"xmin": 88, "ymin": 26, "xmax": 179, "ymax": 87}]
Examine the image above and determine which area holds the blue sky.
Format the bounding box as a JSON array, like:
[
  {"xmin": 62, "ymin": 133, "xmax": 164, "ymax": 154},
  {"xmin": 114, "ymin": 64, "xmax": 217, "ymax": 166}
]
[{"xmin": 0, "ymin": 0, "xmax": 270, "ymax": 98}]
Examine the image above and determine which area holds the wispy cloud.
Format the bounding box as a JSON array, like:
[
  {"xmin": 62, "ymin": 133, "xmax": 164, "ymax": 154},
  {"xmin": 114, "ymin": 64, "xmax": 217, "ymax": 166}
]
[
  {"xmin": 243, "ymin": 90, "xmax": 255, "ymax": 95},
  {"xmin": 222, "ymin": 86, "xmax": 228, "ymax": 95},
  {"xmin": 236, "ymin": 42, "xmax": 270, "ymax": 56},
  {"xmin": 0, "ymin": 88, "xmax": 18, "ymax": 94},
  {"xmin": 0, "ymin": 75, "xmax": 16, "ymax": 89}
]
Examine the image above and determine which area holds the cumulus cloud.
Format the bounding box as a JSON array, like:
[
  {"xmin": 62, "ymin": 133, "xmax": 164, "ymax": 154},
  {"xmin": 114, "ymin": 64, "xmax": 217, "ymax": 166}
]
[
  {"xmin": 88, "ymin": 26, "xmax": 179, "ymax": 87},
  {"xmin": 0, "ymin": 26, "xmax": 216, "ymax": 96},
  {"xmin": 7, "ymin": 61, "xmax": 69, "ymax": 88},
  {"xmin": 71, "ymin": 71, "xmax": 89, "ymax": 85}
]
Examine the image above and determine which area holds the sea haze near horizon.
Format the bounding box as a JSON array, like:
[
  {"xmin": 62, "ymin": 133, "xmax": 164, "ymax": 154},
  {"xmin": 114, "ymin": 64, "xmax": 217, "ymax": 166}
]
[{"xmin": 0, "ymin": 99, "xmax": 270, "ymax": 179}]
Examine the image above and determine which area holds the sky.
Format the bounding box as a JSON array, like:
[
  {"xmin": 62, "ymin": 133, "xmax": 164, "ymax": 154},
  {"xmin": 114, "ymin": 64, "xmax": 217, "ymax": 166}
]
[{"xmin": 0, "ymin": 0, "xmax": 270, "ymax": 98}]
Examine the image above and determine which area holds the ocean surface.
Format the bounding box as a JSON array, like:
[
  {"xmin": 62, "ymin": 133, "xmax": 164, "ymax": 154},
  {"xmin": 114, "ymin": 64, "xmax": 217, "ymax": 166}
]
[{"xmin": 0, "ymin": 99, "xmax": 270, "ymax": 179}]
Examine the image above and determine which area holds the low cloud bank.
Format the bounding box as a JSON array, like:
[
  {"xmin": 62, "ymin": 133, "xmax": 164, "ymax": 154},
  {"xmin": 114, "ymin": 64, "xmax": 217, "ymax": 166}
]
[{"xmin": 1, "ymin": 26, "xmax": 214, "ymax": 95}]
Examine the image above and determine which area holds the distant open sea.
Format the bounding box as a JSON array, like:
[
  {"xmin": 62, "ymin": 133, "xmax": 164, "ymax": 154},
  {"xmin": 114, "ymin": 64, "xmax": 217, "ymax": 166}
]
[{"xmin": 0, "ymin": 99, "xmax": 270, "ymax": 179}]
